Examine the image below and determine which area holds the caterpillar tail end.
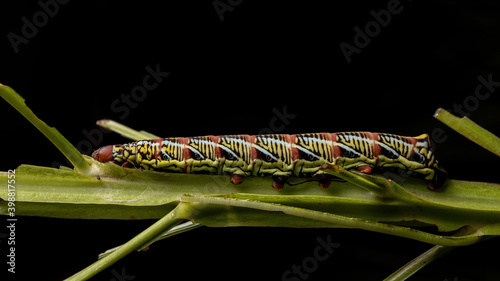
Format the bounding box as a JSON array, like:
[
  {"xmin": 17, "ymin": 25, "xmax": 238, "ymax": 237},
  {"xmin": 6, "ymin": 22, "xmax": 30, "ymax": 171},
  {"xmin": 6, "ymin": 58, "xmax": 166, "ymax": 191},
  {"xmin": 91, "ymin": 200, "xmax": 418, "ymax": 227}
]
[
  {"xmin": 427, "ymin": 164, "xmax": 449, "ymax": 192},
  {"xmin": 92, "ymin": 145, "xmax": 115, "ymax": 163}
]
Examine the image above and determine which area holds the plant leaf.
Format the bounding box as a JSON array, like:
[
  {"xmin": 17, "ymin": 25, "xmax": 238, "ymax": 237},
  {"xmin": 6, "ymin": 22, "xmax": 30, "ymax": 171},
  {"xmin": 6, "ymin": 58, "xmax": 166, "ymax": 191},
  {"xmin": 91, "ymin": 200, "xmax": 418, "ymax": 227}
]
[
  {"xmin": 0, "ymin": 84, "xmax": 92, "ymax": 174},
  {"xmin": 434, "ymin": 108, "xmax": 500, "ymax": 157}
]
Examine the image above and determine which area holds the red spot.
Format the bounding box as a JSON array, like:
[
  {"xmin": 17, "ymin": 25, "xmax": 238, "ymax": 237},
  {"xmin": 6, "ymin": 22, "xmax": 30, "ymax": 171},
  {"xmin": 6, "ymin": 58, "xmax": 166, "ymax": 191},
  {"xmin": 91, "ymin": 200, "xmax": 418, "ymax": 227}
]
[
  {"xmin": 249, "ymin": 135, "xmax": 257, "ymax": 162},
  {"xmin": 428, "ymin": 181, "xmax": 435, "ymax": 190},
  {"xmin": 331, "ymin": 133, "xmax": 341, "ymax": 158},
  {"xmin": 427, "ymin": 181, "xmax": 445, "ymax": 192},
  {"xmin": 319, "ymin": 182, "xmax": 331, "ymax": 189},
  {"xmin": 231, "ymin": 174, "xmax": 244, "ymax": 185},
  {"xmin": 152, "ymin": 138, "xmax": 164, "ymax": 159},
  {"xmin": 371, "ymin": 133, "xmax": 381, "ymax": 158},
  {"xmin": 357, "ymin": 165, "xmax": 372, "ymax": 174},
  {"xmin": 213, "ymin": 135, "xmax": 223, "ymax": 159},
  {"xmin": 272, "ymin": 182, "xmax": 284, "ymax": 190},
  {"xmin": 290, "ymin": 135, "xmax": 300, "ymax": 161},
  {"xmin": 92, "ymin": 145, "xmax": 114, "ymax": 163}
]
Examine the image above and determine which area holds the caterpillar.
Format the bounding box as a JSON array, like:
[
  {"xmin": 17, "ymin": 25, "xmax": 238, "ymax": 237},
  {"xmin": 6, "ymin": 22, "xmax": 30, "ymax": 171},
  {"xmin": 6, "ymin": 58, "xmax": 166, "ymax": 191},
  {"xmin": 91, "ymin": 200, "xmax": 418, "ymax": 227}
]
[{"xmin": 92, "ymin": 132, "xmax": 448, "ymax": 191}]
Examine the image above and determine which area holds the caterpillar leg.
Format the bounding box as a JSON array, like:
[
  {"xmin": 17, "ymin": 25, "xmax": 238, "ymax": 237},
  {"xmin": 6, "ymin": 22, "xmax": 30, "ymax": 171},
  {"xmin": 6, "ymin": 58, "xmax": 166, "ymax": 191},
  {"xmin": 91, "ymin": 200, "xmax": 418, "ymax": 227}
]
[
  {"xmin": 314, "ymin": 173, "xmax": 332, "ymax": 189},
  {"xmin": 271, "ymin": 175, "xmax": 289, "ymax": 190},
  {"xmin": 230, "ymin": 174, "xmax": 244, "ymax": 185},
  {"xmin": 357, "ymin": 165, "xmax": 373, "ymax": 174},
  {"xmin": 121, "ymin": 161, "xmax": 132, "ymax": 168},
  {"xmin": 231, "ymin": 173, "xmax": 289, "ymax": 190}
]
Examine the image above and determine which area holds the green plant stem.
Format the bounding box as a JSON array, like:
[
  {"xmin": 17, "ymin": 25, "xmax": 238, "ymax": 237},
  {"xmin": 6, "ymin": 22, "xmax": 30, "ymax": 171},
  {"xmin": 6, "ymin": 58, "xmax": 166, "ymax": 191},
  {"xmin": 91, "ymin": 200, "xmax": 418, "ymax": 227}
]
[
  {"xmin": 181, "ymin": 194, "xmax": 486, "ymax": 246},
  {"xmin": 434, "ymin": 108, "xmax": 500, "ymax": 157},
  {"xmin": 0, "ymin": 85, "xmax": 92, "ymax": 174},
  {"xmin": 0, "ymin": 85, "xmax": 159, "ymax": 176},
  {"xmin": 320, "ymin": 164, "xmax": 427, "ymax": 203},
  {"xmin": 96, "ymin": 119, "xmax": 159, "ymax": 140},
  {"xmin": 98, "ymin": 221, "xmax": 202, "ymax": 259},
  {"xmin": 64, "ymin": 203, "xmax": 187, "ymax": 281},
  {"xmin": 384, "ymin": 245, "xmax": 455, "ymax": 281}
]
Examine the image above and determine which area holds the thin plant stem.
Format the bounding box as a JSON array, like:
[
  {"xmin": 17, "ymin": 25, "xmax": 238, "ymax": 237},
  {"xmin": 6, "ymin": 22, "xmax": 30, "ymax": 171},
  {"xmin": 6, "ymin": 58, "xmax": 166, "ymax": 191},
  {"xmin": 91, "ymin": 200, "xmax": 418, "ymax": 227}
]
[
  {"xmin": 434, "ymin": 108, "xmax": 500, "ymax": 157},
  {"xmin": 64, "ymin": 203, "xmax": 187, "ymax": 281},
  {"xmin": 0, "ymin": 84, "xmax": 92, "ymax": 174},
  {"xmin": 181, "ymin": 195, "xmax": 485, "ymax": 246},
  {"xmin": 98, "ymin": 221, "xmax": 202, "ymax": 259},
  {"xmin": 384, "ymin": 245, "xmax": 455, "ymax": 281},
  {"xmin": 96, "ymin": 119, "xmax": 159, "ymax": 140}
]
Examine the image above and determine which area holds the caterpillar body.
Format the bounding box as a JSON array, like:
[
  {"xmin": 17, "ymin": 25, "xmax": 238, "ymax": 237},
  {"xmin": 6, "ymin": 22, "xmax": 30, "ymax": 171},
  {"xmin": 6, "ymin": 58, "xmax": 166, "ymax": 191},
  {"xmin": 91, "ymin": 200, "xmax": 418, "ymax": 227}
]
[{"xmin": 92, "ymin": 132, "xmax": 448, "ymax": 191}]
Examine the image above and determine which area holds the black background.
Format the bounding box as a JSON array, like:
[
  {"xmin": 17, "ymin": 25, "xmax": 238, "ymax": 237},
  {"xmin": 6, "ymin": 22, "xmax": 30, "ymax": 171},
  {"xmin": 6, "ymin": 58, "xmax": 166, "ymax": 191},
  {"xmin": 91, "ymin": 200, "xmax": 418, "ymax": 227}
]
[{"xmin": 1, "ymin": 0, "xmax": 499, "ymax": 280}]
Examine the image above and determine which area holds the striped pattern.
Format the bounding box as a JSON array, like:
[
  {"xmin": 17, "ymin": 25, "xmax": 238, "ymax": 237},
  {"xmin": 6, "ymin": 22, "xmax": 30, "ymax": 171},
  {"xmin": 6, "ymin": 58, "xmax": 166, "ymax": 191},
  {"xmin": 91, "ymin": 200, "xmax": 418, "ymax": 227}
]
[
  {"xmin": 295, "ymin": 133, "xmax": 334, "ymax": 162},
  {"xmin": 335, "ymin": 132, "xmax": 375, "ymax": 159},
  {"xmin": 378, "ymin": 133, "xmax": 414, "ymax": 159},
  {"xmin": 93, "ymin": 132, "xmax": 447, "ymax": 190},
  {"xmin": 254, "ymin": 135, "xmax": 292, "ymax": 163},
  {"xmin": 161, "ymin": 138, "xmax": 184, "ymax": 161},
  {"xmin": 218, "ymin": 135, "xmax": 252, "ymax": 161}
]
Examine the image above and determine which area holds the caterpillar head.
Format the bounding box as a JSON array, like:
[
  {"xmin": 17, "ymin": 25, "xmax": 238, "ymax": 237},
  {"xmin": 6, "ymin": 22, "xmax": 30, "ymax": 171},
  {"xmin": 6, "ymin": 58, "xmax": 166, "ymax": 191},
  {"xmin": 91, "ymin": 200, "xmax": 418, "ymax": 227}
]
[{"xmin": 92, "ymin": 145, "xmax": 115, "ymax": 163}]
